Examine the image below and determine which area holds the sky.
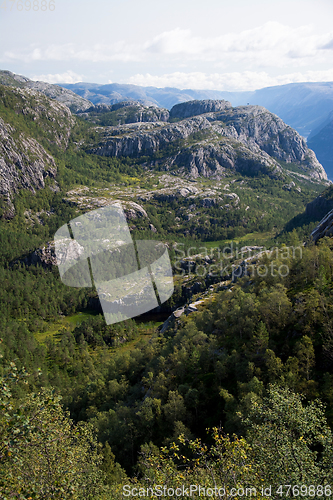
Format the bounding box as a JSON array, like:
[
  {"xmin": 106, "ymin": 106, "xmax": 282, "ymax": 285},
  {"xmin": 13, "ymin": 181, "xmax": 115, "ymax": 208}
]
[{"xmin": 1, "ymin": 0, "xmax": 333, "ymax": 91}]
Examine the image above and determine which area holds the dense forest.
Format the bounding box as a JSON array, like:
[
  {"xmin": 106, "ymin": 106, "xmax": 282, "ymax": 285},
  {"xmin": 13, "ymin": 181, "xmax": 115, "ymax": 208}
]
[{"xmin": 1, "ymin": 83, "xmax": 333, "ymax": 499}]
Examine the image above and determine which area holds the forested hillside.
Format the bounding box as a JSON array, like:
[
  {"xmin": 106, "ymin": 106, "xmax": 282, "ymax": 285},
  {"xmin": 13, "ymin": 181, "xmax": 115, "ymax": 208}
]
[{"xmin": 1, "ymin": 82, "xmax": 333, "ymax": 499}]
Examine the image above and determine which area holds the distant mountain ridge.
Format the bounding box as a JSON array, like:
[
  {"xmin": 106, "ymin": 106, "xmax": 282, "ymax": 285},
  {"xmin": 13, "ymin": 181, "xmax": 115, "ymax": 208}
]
[
  {"xmin": 0, "ymin": 82, "xmax": 329, "ymax": 220},
  {"xmin": 308, "ymin": 112, "xmax": 333, "ymax": 182},
  {"xmin": 2, "ymin": 68, "xmax": 333, "ymax": 135},
  {"xmin": 59, "ymin": 80, "xmax": 333, "ymax": 137},
  {"xmin": 2, "ymin": 70, "xmax": 333, "ymax": 140},
  {"xmin": 60, "ymin": 79, "xmax": 333, "ymax": 181}
]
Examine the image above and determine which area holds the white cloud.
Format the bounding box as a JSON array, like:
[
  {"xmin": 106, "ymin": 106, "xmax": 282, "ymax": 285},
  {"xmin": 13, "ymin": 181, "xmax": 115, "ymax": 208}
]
[
  {"xmin": 127, "ymin": 69, "xmax": 333, "ymax": 92},
  {"xmin": 3, "ymin": 22, "xmax": 333, "ymax": 71},
  {"xmin": 4, "ymin": 41, "xmax": 143, "ymax": 64},
  {"xmin": 31, "ymin": 70, "xmax": 84, "ymax": 84}
]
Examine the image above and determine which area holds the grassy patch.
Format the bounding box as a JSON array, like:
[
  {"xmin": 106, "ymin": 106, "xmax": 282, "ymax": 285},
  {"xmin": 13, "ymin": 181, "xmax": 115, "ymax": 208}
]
[{"xmin": 34, "ymin": 311, "xmax": 98, "ymax": 343}]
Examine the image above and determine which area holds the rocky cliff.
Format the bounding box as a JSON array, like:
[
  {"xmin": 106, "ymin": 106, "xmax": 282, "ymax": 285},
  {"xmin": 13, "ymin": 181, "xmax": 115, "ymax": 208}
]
[
  {"xmin": 79, "ymin": 101, "xmax": 170, "ymax": 125},
  {"xmin": 0, "ymin": 85, "xmax": 76, "ymax": 217},
  {"xmin": 169, "ymin": 99, "xmax": 232, "ymax": 119},
  {"xmin": 85, "ymin": 101, "xmax": 326, "ymax": 181},
  {"xmin": 0, "ymin": 117, "xmax": 57, "ymax": 217}
]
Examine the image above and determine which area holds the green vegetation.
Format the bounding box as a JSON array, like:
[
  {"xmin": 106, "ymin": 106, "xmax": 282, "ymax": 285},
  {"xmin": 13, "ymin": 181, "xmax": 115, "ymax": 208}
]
[
  {"xmin": 3, "ymin": 239, "xmax": 333, "ymax": 497},
  {"xmin": 2, "ymin": 84, "xmax": 333, "ymax": 498}
]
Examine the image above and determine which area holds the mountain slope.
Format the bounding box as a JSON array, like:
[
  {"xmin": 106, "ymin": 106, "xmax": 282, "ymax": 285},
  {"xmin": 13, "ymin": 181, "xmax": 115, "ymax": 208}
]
[
  {"xmin": 247, "ymin": 82, "xmax": 333, "ymax": 138},
  {"xmin": 0, "ymin": 85, "xmax": 328, "ymax": 245},
  {"xmin": 3, "ymin": 70, "xmax": 333, "ymax": 178},
  {"xmin": 0, "ymin": 70, "xmax": 92, "ymax": 113},
  {"xmin": 0, "ymin": 84, "xmax": 75, "ymax": 217},
  {"xmin": 84, "ymin": 100, "xmax": 327, "ymax": 182}
]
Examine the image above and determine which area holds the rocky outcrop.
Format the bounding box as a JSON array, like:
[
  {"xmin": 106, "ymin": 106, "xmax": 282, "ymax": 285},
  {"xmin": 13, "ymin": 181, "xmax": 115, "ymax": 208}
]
[
  {"xmin": 169, "ymin": 99, "xmax": 232, "ymax": 119},
  {"xmin": 21, "ymin": 242, "xmax": 57, "ymax": 268},
  {"xmin": 88, "ymin": 116, "xmax": 211, "ymax": 157},
  {"xmin": 0, "ymin": 117, "xmax": 57, "ymax": 218},
  {"xmin": 311, "ymin": 209, "xmax": 333, "ymax": 242},
  {"xmin": 80, "ymin": 102, "xmax": 169, "ymax": 124},
  {"xmin": 0, "ymin": 70, "xmax": 92, "ymax": 113},
  {"xmin": 85, "ymin": 103, "xmax": 326, "ymax": 181},
  {"xmin": 165, "ymin": 142, "xmax": 281, "ymax": 179},
  {"xmin": 13, "ymin": 239, "xmax": 85, "ymax": 268},
  {"xmin": 0, "ymin": 85, "xmax": 79, "ymax": 217},
  {"xmin": 211, "ymin": 106, "xmax": 326, "ymax": 180}
]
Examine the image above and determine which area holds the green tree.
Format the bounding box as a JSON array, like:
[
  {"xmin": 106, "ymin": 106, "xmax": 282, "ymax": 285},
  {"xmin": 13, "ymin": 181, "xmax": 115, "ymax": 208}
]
[
  {"xmin": 251, "ymin": 321, "xmax": 269, "ymax": 354},
  {"xmin": 295, "ymin": 335, "xmax": 315, "ymax": 381},
  {"xmin": 0, "ymin": 367, "xmax": 104, "ymax": 499},
  {"xmin": 243, "ymin": 385, "xmax": 333, "ymax": 489}
]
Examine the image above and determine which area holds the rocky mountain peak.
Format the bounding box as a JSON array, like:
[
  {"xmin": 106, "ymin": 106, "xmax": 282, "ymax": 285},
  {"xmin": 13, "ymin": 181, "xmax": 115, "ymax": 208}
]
[{"xmin": 169, "ymin": 99, "xmax": 232, "ymax": 120}]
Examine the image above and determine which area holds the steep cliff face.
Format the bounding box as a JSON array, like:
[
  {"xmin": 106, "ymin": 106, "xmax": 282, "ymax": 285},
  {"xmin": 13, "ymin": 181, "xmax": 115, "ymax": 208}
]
[
  {"xmin": 85, "ymin": 102, "xmax": 326, "ymax": 181},
  {"xmin": 0, "ymin": 85, "xmax": 77, "ymax": 217},
  {"xmin": 165, "ymin": 142, "xmax": 280, "ymax": 179},
  {"xmin": 87, "ymin": 116, "xmax": 211, "ymax": 157},
  {"xmin": 212, "ymin": 106, "xmax": 324, "ymax": 177},
  {"xmin": 0, "ymin": 117, "xmax": 57, "ymax": 217}
]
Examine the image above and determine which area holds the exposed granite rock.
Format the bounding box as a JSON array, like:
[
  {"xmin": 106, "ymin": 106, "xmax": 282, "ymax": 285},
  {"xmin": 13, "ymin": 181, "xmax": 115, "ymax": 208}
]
[
  {"xmin": 211, "ymin": 105, "xmax": 326, "ymax": 180},
  {"xmin": 0, "ymin": 117, "xmax": 57, "ymax": 218},
  {"xmin": 88, "ymin": 116, "xmax": 211, "ymax": 157},
  {"xmin": 311, "ymin": 209, "xmax": 333, "ymax": 242},
  {"xmin": 14, "ymin": 241, "xmax": 58, "ymax": 268},
  {"xmin": 14, "ymin": 238, "xmax": 86, "ymax": 268},
  {"xmin": 80, "ymin": 101, "xmax": 169, "ymax": 124},
  {"xmin": 123, "ymin": 201, "xmax": 148, "ymax": 220},
  {"xmin": 166, "ymin": 142, "xmax": 281, "ymax": 179},
  {"xmin": 85, "ymin": 103, "xmax": 326, "ymax": 181},
  {"xmin": 169, "ymin": 99, "xmax": 232, "ymax": 119},
  {"xmin": 0, "ymin": 85, "xmax": 80, "ymax": 217}
]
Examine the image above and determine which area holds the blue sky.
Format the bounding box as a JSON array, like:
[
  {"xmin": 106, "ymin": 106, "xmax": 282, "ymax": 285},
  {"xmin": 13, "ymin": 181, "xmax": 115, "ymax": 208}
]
[{"xmin": 1, "ymin": 0, "xmax": 333, "ymax": 90}]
